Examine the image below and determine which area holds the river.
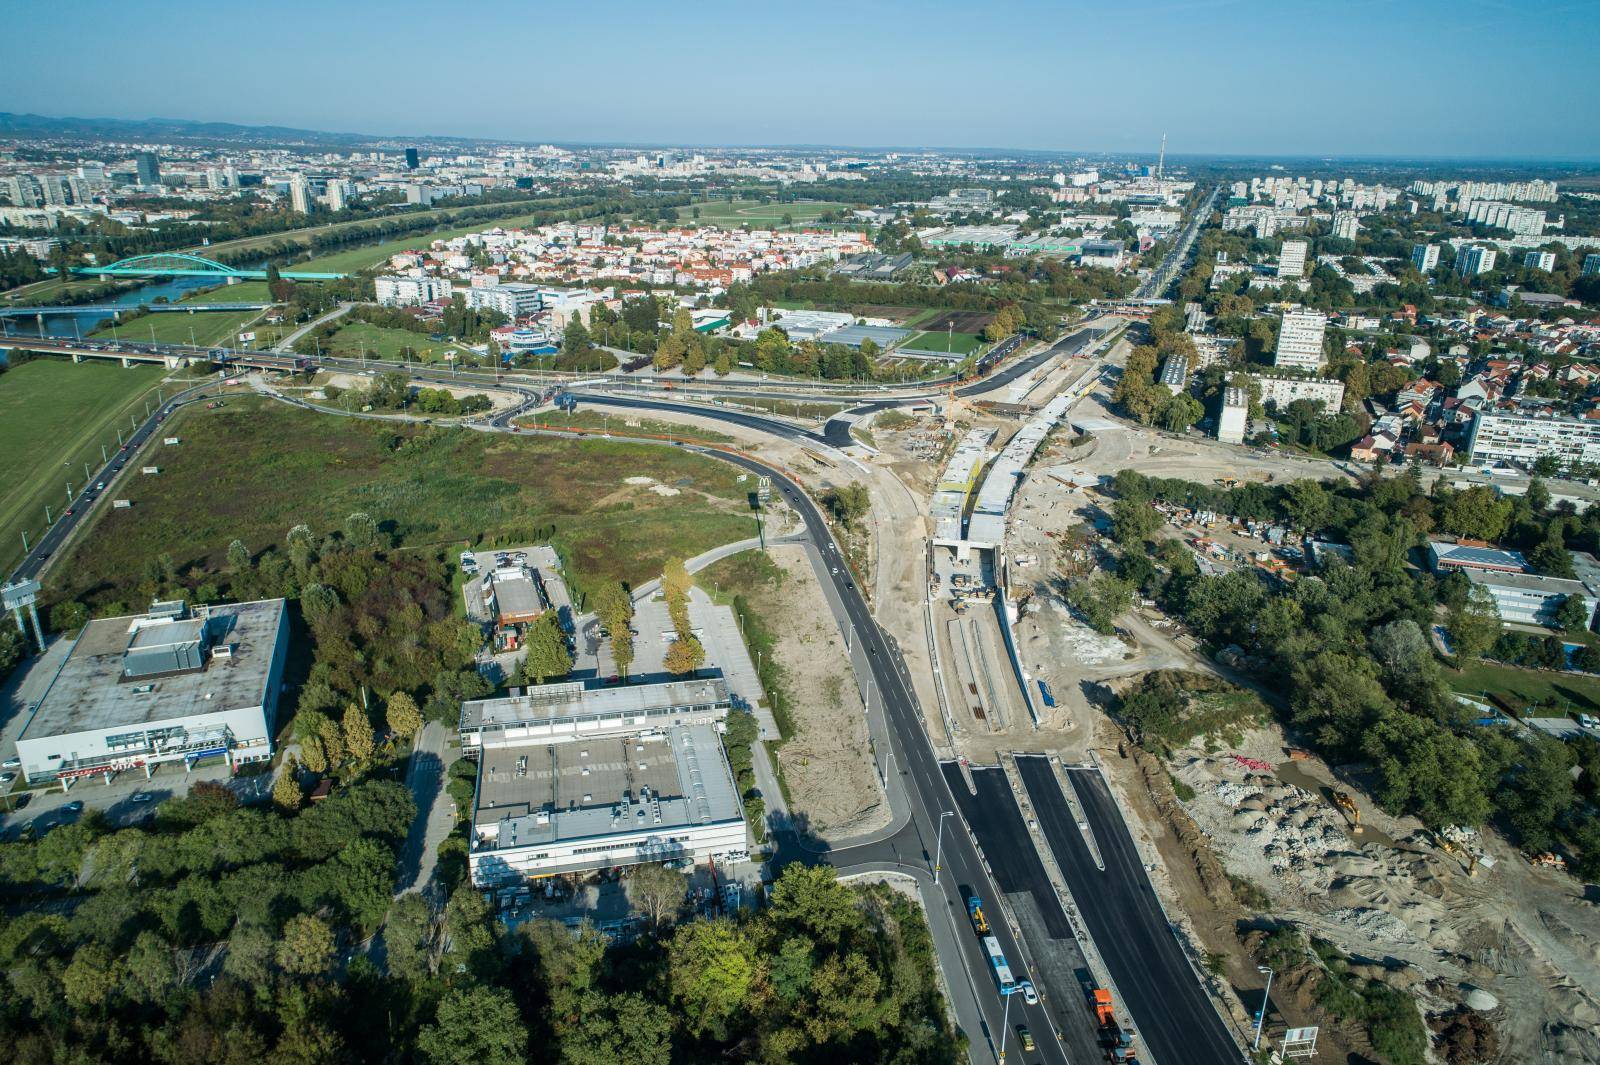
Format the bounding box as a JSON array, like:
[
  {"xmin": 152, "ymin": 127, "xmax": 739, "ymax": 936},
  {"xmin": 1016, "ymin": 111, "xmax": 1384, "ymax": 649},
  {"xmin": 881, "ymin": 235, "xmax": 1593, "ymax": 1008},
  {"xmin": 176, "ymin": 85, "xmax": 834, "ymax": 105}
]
[{"xmin": 0, "ymin": 265, "xmax": 268, "ymax": 340}]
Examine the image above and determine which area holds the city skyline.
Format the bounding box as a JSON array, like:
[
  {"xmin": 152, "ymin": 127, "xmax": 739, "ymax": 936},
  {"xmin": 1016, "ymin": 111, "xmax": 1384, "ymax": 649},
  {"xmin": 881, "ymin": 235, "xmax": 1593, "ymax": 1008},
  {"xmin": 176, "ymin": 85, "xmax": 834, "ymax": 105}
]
[{"xmin": 2, "ymin": 0, "xmax": 1597, "ymax": 161}]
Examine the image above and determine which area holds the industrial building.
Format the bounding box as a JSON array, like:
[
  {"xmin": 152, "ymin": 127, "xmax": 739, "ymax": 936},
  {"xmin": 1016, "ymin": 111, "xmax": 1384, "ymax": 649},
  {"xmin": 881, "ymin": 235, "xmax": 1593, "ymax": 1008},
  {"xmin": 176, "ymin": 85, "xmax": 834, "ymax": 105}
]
[
  {"xmin": 1463, "ymin": 569, "xmax": 1599, "ymax": 630},
  {"xmin": 16, "ymin": 599, "xmax": 289, "ymax": 785},
  {"xmin": 1427, "ymin": 540, "xmax": 1529, "ymax": 575},
  {"xmin": 460, "ymin": 677, "xmax": 747, "ymax": 882}
]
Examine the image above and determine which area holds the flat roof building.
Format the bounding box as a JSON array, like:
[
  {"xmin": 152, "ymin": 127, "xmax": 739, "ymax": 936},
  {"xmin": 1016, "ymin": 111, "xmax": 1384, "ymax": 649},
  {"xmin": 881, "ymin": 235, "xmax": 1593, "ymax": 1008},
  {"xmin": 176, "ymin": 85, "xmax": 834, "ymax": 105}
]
[
  {"xmin": 17, "ymin": 599, "xmax": 289, "ymax": 784},
  {"xmin": 460, "ymin": 677, "xmax": 731, "ymax": 751},
  {"xmin": 468, "ymin": 723, "xmax": 745, "ymax": 883},
  {"xmin": 1273, "ymin": 310, "xmax": 1327, "ymax": 370},
  {"xmin": 1466, "ymin": 409, "xmax": 1600, "ymax": 469},
  {"xmin": 1464, "ymin": 569, "xmax": 1598, "ymax": 630},
  {"xmin": 1218, "ymin": 387, "xmax": 1250, "ymax": 445},
  {"xmin": 1427, "ymin": 539, "xmax": 1528, "ymax": 574}
]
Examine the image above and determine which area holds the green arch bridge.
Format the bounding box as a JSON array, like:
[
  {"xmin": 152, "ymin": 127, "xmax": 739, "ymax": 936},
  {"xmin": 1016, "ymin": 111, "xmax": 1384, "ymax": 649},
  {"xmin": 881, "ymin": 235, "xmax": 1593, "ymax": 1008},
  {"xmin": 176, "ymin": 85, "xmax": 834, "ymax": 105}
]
[{"xmin": 50, "ymin": 253, "xmax": 347, "ymax": 281}]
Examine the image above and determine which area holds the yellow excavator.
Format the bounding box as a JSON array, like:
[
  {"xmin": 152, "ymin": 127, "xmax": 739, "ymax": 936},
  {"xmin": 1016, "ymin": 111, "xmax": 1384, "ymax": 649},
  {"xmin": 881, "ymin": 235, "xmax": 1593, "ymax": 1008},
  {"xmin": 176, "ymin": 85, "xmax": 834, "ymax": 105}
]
[
  {"xmin": 1432, "ymin": 832, "xmax": 1481, "ymax": 876},
  {"xmin": 1332, "ymin": 790, "xmax": 1364, "ymax": 834}
]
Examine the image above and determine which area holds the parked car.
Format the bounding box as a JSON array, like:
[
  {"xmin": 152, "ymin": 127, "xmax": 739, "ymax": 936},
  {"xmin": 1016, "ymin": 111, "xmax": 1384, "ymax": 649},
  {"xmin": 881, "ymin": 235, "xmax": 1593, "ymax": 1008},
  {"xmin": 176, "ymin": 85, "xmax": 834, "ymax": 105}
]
[
  {"xmin": 1, "ymin": 757, "xmax": 19, "ymax": 769},
  {"xmin": 63, "ymin": 800, "xmax": 84, "ymax": 814},
  {"xmin": 0, "ymin": 772, "xmax": 15, "ymax": 786},
  {"xmin": 131, "ymin": 793, "xmax": 154, "ymax": 803}
]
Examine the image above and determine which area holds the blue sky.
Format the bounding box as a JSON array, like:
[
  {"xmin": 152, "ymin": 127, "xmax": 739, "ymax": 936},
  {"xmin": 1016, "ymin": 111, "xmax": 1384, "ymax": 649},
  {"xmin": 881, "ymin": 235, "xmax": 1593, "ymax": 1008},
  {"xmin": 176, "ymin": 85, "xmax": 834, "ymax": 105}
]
[{"xmin": 2, "ymin": 0, "xmax": 1596, "ymax": 159}]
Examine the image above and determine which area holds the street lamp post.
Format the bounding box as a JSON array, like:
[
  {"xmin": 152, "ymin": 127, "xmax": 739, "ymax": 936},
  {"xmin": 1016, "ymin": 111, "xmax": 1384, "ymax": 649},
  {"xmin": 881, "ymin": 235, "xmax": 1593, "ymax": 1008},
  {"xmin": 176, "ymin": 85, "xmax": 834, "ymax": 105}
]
[
  {"xmin": 1253, "ymin": 965, "xmax": 1275, "ymax": 1050},
  {"xmin": 998, "ymin": 988, "xmax": 1014, "ymax": 1063},
  {"xmin": 934, "ymin": 810, "xmax": 953, "ymax": 884}
]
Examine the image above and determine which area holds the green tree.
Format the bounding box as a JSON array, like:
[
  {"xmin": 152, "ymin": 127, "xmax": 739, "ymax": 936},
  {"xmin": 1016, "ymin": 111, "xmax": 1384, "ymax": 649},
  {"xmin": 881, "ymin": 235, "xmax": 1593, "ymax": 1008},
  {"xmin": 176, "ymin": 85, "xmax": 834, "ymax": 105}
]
[
  {"xmin": 1555, "ymin": 594, "xmax": 1591, "ymax": 635},
  {"xmin": 1111, "ymin": 497, "xmax": 1161, "ymax": 546},
  {"xmin": 664, "ymin": 634, "xmax": 705, "ymax": 675},
  {"xmin": 386, "ymin": 691, "xmax": 423, "ymax": 739},
  {"xmin": 273, "ymin": 760, "xmax": 303, "ymax": 811},
  {"xmin": 1449, "ymin": 585, "xmax": 1502, "ymax": 659},
  {"xmin": 625, "ymin": 862, "xmax": 687, "ymax": 931},
  {"xmin": 560, "ymin": 992, "xmax": 673, "ymax": 1065},
  {"xmin": 418, "ymin": 987, "xmax": 528, "ymax": 1065},
  {"xmin": 342, "ymin": 703, "xmax": 375, "ymax": 763},
  {"xmin": 1439, "ymin": 486, "xmax": 1513, "ymax": 543},
  {"xmin": 275, "ymin": 914, "xmax": 335, "ymax": 976},
  {"xmin": 227, "ymin": 538, "xmax": 252, "ymax": 573},
  {"xmin": 520, "ymin": 611, "xmax": 572, "ymax": 684},
  {"xmin": 344, "ymin": 511, "xmax": 379, "ymax": 550},
  {"xmin": 667, "ymin": 920, "xmax": 756, "ymax": 1038}
]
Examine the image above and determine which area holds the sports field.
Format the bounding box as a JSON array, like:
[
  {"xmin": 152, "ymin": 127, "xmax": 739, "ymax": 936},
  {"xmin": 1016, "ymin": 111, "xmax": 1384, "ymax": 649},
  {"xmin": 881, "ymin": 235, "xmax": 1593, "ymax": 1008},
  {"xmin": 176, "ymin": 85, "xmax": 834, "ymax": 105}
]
[
  {"xmin": 901, "ymin": 330, "xmax": 983, "ymax": 356},
  {"xmin": 676, "ymin": 199, "xmax": 851, "ymax": 229},
  {"xmin": 0, "ymin": 358, "xmax": 166, "ymax": 573}
]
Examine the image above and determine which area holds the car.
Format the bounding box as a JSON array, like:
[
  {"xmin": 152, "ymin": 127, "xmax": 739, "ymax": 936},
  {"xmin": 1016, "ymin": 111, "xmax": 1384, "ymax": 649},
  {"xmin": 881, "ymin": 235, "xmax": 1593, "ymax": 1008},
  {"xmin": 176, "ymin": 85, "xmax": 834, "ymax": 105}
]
[
  {"xmin": 130, "ymin": 793, "xmax": 154, "ymax": 803},
  {"xmin": 0, "ymin": 772, "xmax": 14, "ymax": 785},
  {"xmin": 64, "ymin": 508, "xmax": 74, "ymax": 516},
  {"xmin": 1015, "ymin": 1025, "xmax": 1034, "ymax": 1052},
  {"xmin": 63, "ymin": 800, "xmax": 84, "ymax": 814},
  {"xmin": 1019, "ymin": 980, "xmax": 1038, "ymax": 1005},
  {"xmin": 2, "ymin": 757, "xmax": 18, "ymax": 769}
]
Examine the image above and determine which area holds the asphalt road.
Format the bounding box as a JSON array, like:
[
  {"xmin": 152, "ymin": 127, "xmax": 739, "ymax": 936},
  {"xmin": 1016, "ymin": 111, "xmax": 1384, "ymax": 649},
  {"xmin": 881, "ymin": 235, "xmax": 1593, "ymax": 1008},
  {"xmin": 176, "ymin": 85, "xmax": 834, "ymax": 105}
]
[
  {"xmin": 940, "ymin": 762, "xmax": 1104, "ymax": 1064},
  {"xmin": 1016, "ymin": 756, "xmax": 1241, "ymax": 1065}
]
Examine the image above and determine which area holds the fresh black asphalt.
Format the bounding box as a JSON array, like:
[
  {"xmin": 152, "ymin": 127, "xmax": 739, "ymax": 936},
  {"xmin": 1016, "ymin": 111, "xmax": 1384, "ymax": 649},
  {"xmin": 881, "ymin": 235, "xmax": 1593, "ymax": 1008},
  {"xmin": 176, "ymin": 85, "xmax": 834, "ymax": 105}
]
[{"xmin": 1016, "ymin": 756, "xmax": 1241, "ymax": 1065}]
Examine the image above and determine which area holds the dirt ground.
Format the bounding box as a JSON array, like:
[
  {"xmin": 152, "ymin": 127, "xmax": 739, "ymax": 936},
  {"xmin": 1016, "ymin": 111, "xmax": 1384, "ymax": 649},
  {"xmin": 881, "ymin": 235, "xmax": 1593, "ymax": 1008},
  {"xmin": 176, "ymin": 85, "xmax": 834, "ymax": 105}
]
[
  {"xmin": 1098, "ymin": 717, "xmax": 1600, "ymax": 1065},
  {"xmin": 755, "ymin": 544, "xmax": 891, "ymax": 840}
]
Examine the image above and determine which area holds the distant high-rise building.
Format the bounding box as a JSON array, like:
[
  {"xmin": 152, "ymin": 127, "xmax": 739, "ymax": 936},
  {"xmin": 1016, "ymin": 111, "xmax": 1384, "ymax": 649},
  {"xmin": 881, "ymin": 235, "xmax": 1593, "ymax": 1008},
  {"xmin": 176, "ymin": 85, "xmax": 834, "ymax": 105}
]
[
  {"xmin": 2, "ymin": 174, "xmax": 43, "ymax": 207},
  {"xmin": 1584, "ymin": 253, "xmax": 1600, "ymax": 276},
  {"xmin": 134, "ymin": 151, "xmax": 161, "ymax": 186},
  {"xmin": 289, "ymin": 174, "xmax": 313, "ymax": 214},
  {"xmin": 1455, "ymin": 245, "xmax": 1498, "ymax": 277},
  {"xmin": 205, "ymin": 168, "xmax": 226, "ymax": 191},
  {"xmin": 38, "ymin": 174, "xmax": 72, "ymax": 206},
  {"xmin": 1412, "ymin": 243, "xmax": 1440, "ymax": 273},
  {"xmin": 324, "ymin": 181, "xmax": 347, "ymax": 212},
  {"xmin": 1524, "ymin": 250, "xmax": 1557, "ymax": 272},
  {"xmin": 1217, "ymin": 388, "xmax": 1249, "ymax": 445},
  {"xmin": 404, "ymin": 147, "xmax": 420, "ymax": 169},
  {"xmin": 1277, "ymin": 239, "xmax": 1308, "ymax": 279},
  {"xmin": 1274, "ymin": 309, "xmax": 1327, "ymax": 370},
  {"xmin": 1332, "ymin": 211, "xmax": 1359, "ymax": 240}
]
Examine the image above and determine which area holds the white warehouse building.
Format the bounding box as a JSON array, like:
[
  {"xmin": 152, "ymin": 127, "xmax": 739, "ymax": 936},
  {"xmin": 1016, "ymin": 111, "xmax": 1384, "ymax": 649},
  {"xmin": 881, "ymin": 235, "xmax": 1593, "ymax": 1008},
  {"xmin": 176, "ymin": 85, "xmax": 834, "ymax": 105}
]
[
  {"xmin": 16, "ymin": 599, "xmax": 289, "ymax": 785},
  {"xmin": 460, "ymin": 678, "xmax": 748, "ymax": 883}
]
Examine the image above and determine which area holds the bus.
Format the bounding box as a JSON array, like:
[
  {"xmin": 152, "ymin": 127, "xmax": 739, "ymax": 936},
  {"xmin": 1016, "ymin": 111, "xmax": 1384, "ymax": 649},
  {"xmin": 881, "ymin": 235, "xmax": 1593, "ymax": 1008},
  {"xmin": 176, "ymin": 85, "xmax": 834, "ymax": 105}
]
[{"xmin": 982, "ymin": 935, "xmax": 1017, "ymax": 994}]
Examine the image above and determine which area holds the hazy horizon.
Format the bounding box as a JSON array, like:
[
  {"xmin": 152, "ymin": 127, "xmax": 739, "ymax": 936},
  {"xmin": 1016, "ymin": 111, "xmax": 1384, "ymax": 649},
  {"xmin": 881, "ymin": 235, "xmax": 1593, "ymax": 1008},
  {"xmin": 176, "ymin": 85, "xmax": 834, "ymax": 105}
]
[{"xmin": 2, "ymin": 0, "xmax": 1598, "ymax": 161}]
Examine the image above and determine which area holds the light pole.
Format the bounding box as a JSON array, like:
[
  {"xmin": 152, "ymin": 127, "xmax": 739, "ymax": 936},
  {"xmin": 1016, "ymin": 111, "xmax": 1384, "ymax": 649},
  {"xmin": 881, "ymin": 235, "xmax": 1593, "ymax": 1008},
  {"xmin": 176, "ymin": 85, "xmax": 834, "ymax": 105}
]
[
  {"xmin": 934, "ymin": 810, "xmax": 953, "ymax": 884},
  {"xmin": 998, "ymin": 988, "xmax": 1014, "ymax": 1063},
  {"xmin": 1252, "ymin": 965, "xmax": 1274, "ymax": 1050}
]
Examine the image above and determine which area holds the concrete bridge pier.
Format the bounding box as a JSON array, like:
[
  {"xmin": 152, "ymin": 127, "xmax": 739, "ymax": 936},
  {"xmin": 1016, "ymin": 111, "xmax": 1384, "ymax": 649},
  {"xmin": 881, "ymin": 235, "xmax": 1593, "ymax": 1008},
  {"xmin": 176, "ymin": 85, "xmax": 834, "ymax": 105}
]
[
  {"xmin": 225, "ymin": 275, "xmax": 239, "ymax": 286},
  {"xmin": 163, "ymin": 355, "xmax": 184, "ymax": 369},
  {"xmin": 34, "ymin": 312, "xmax": 44, "ymax": 332},
  {"xmin": 71, "ymin": 351, "xmax": 82, "ymax": 363},
  {"xmin": 121, "ymin": 356, "xmax": 133, "ymax": 368}
]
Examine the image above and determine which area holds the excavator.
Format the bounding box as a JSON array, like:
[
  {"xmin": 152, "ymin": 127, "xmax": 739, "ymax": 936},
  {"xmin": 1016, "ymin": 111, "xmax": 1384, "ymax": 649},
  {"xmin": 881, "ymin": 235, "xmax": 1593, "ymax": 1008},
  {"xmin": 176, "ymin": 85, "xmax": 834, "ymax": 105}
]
[
  {"xmin": 1332, "ymin": 790, "xmax": 1364, "ymax": 834},
  {"xmin": 1432, "ymin": 832, "xmax": 1481, "ymax": 876}
]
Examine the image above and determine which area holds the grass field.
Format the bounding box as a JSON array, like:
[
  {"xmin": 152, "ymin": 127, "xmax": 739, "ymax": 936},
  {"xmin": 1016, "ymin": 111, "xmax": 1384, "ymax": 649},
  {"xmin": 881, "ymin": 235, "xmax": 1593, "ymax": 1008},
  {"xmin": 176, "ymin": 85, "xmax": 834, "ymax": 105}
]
[
  {"xmin": 0, "ymin": 358, "xmax": 167, "ymax": 573},
  {"xmin": 676, "ymin": 199, "xmax": 851, "ymax": 230},
  {"xmin": 1448, "ymin": 660, "xmax": 1600, "ymax": 714},
  {"xmin": 49, "ymin": 397, "xmax": 760, "ymax": 610},
  {"xmin": 317, "ymin": 321, "xmax": 451, "ymax": 361},
  {"xmin": 90, "ymin": 307, "xmax": 277, "ymax": 347},
  {"xmin": 177, "ymin": 280, "xmax": 273, "ymax": 304},
  {"xmin": 901, "ymin": 330, "xmax": 983, "ymax": 356}
]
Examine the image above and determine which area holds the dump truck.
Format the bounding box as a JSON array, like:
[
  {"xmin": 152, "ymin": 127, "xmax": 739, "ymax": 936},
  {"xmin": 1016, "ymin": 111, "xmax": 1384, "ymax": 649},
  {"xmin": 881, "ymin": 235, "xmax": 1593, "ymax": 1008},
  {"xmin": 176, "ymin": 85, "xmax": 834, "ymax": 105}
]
[
  {"xmin": 1089, "ymin": 988, "xmax": 1137, "ymax": 1061},
  {"xmin": 967, "ymin": 896, "xmax": 990, "ymax": 936}
]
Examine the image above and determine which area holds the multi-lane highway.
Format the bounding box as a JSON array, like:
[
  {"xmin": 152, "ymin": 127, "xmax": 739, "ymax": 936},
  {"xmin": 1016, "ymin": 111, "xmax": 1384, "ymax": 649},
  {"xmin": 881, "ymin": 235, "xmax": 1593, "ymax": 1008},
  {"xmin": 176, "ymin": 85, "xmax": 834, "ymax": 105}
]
[
  {"xmin": 6, "ymin": 301, "xmax": 1244, "ymax": 1064},
  {"xmin": 1016, "ymin": 757, "xmax": 1240, "ymax": 1065}
]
